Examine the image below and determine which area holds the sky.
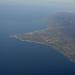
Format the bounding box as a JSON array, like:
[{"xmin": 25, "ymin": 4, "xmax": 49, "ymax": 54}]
[
  {"xmin": 0, "ymin": 0, "xmax": 75, "ymax": 5},
  {"xmin": 0, "ymin": 0, "xmax": 75, "ymax": 12}
]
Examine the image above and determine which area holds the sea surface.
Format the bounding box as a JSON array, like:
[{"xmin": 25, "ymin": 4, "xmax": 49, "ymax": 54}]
[{"xmin": 0, "ymin": 5, "xmax": 75, "ymax": 75}]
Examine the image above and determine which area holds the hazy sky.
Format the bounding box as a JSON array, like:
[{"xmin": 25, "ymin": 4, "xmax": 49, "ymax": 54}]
[
  {"xmin": 0, "ymin": 0, "xmax": 75, "ymax": 12},
  {"xmin": 0, "ymin": 0, "xmax": 75, "ymax": 5}
]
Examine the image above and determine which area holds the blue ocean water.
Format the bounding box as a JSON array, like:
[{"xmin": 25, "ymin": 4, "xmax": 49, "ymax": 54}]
[{"xmin": 0, "ymin": 5, "xmax": 75, "ymax": 75}]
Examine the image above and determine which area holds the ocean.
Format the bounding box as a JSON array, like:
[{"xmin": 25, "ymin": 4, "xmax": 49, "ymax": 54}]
[{"xmin": 0, "ymin": 4, "xmax": 75, "ymax": 75}]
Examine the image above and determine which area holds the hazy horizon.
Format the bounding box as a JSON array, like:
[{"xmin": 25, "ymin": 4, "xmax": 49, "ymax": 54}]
[{"xmin": 0, "ymin": 0, "xmax": 75, "ymax": 13}]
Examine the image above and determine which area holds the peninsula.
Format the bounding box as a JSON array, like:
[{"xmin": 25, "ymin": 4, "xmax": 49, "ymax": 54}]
[{"xmin": 11, "ymin": 12, "xmax": 75, "ymax": 62}]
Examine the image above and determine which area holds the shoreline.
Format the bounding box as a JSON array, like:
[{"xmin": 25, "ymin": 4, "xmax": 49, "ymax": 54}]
[
  {"xmin": 16, "ymin": 38, "xmax": 75, "ymax": 62},
  {"xmin": 9, "ymin": 29, "xmax": 75, "ymax": 63}
]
